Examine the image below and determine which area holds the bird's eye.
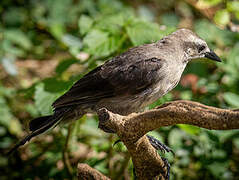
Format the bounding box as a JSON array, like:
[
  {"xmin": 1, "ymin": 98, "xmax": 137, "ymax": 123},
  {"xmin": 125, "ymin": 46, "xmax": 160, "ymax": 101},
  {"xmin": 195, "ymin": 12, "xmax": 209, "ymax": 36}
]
[{"xmin": 198, "ymin": 45, "xmax": 206, "ymax": 53}]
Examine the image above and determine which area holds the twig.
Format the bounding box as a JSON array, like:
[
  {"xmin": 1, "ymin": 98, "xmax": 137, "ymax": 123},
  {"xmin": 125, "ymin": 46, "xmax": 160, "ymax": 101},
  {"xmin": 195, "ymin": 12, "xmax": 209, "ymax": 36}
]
[{"xmin": 63, "ymin": 122, "xmax": 74, "ymax": 177}]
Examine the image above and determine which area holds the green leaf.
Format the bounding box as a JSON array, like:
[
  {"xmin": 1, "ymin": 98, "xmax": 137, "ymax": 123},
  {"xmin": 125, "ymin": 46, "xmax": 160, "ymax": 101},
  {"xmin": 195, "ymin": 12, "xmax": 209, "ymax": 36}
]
[
  {"xmin": 180, "ymin": 91, "xmax": 193, "ymax": 100},
  {"xmin": 2, "ymin": 7, "xmax": 26, "ymax": 26},
  {"xmin": 200, "ymin": 0, "xmax": 222, "ymax": 7},
  {"xmin": 0, "ymin": 97, "xmax": 14, "ymax": 127},
  {"xmin": 83, "ymin": 29, "xmax": 108, "ymax": 54},
  {"xmin": 148, "ymin": 93, "xmax": 172, "ymax": 109},
  {"xmin": 42, "ymin": 78, "xmax": 73, "ymax": 93},
  {"xmin": 177, "ymin": 124, "xmax": 201, "ymax": 135},
  {"xmin": 9, "ymin": 119, "xmax": 22, "ymax": 136},
  {"xmin": 79, "ymin": 15, "xmax": 94, "ymax": 35},
  {"xmin": 194, "ymin": 19, "xmax": 236, "ymax": 46},
  {"xmin": 1, "ymin": 56, "xmax": 18, "ymax": 76},
  {"xmin": 223, "ymin": 92, "xmax": 239, "ymax": 107},
  {"xmin": 49, "ymin": 23, "xmax": 65, "ymax": 39},
  {"xmin": 227, "ymin": 1, "xmax": 239, "ymax": 12},
  {"xmin": 126, "ymin": 19, "xmax": 175, "ymax": 46},
  {"xmin": 2, "ymin": 40, "xmax": 25, "ymax": 57},
  {"xmin": 211, "ymin": 149, "xmax": 226, "ymax": 159},
  {"xmin": 233, "ymin": 138, "xmax": 239, "ymax": 149},
  {"xmin": 4, "ymin": 29, "xmax": 32, "ymax": 50},
  {"xmin": 61, "ymin": 34, "xmax": 82, "ymax": 48},
  {"xmin": 126, "ymin": 20, "xmax": 160, "ymax": 46},
  {"xmin": 207, "ymin": 162, "xmax": 229, "ymax": 178},
  {"xmin": 61, "ymin": 34, "xmax": 82, "ymax": 57},
  {"xmin": 214, "ymin": 10, "xmax": 230, "ymax": 26},
  {"xmin": 83, "ymin": 29, "xmax": 121, "ymax": 57},
  {"xmin": 161, "ymin": 13, "xmax": 179, "ymax": 27},
  {"xmin": 95, "ymin": 13, "xmax": 126, "ymax": 34},
  {"xmin": 34, "ymin": 83, "xmax": 59, "ymax": 115},
  {"xmin": 138, "ymin": 6, "xmax": 155, "ymax": 22},
  {"xmin": 218, "ymin": 43, "xmax": 239, "ymax": 82},
  {"xmin": 168, "ymin": 128, "xmax": 185, "ymax": 149},
  {"xmin": 55, "ymin": 59, "xmax": 79, "ymax": 75}
]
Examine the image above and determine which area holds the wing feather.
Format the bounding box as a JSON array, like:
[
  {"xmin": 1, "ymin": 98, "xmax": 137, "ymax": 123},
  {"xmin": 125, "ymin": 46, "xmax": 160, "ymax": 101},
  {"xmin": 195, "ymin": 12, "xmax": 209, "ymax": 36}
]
[{"xmin": 53, "ymin": 46, "xmax": 164, "ymax": 109}]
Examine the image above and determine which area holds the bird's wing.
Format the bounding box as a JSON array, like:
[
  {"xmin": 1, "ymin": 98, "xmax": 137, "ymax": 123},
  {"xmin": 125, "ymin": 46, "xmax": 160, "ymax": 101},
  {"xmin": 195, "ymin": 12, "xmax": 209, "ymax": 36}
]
[
  {"xmin": 52, "ymin": 65, "xmax": 115, "ymax": 109},
  {"xmin": 52, "ymin": 48, "xmax": 164, "ymax": 109}
]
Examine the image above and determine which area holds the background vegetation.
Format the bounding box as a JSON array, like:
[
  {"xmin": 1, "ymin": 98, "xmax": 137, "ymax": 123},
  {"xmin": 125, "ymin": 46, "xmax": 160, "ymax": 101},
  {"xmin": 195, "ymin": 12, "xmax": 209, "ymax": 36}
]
[{"xmin": 1, "ymin": 0, "xmax": 239, "ymax": 179}]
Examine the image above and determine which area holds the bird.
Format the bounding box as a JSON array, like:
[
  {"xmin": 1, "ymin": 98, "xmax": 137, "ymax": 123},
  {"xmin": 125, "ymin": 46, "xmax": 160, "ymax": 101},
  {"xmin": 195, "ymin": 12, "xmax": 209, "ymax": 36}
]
[{"xmin": 8, "ymin": 28, "xmax": 221, "ymax": 155}]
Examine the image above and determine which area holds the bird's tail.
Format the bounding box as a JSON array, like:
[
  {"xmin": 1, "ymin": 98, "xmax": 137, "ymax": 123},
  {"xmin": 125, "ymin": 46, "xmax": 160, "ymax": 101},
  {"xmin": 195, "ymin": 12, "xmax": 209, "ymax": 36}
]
[{"xmin": 7, "ymin": 112, "xmax": 63, "ymax": 155}]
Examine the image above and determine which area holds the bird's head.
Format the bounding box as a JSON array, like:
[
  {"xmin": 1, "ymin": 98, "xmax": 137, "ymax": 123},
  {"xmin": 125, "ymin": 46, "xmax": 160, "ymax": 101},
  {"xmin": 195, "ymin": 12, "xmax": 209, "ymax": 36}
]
[{"xmin": 169, "ymin": 29, "xmax": 221, "ymax": 62}]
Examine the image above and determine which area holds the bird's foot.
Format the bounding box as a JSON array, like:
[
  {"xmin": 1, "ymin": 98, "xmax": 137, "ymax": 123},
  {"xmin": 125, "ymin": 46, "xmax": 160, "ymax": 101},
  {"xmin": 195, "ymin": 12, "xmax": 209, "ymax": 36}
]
[
  {"xmin": 116, "ymin": 135, "xmax": 172, "ymax": 180},
  {"xmin": 146, "ymin": 135, "xmax": 172, "ymax": 180},
  {"xmin": 146, "ymin": 135, "xmax": 174, "ymax": 155},
  {"xmin": 161, "ymin": 157, "xmax": 170, "ymax": 180}
]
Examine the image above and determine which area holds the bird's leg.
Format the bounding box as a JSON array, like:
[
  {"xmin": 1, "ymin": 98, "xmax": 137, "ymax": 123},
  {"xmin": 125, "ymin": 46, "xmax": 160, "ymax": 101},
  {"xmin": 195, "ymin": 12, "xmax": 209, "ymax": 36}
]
[
  {"xmin": 113, "ymin": 135, "xmax": 174, "ymax": 154},
  {"xmin": 146, "ymin": 135, "xmax": 174, "ymax": 154},
  {"xmin": 112, "ymin": 134, "xmax": 173, "ymax": 179},
  {"xmin": 146, "ymin": 135, "xmax": 172, "ymax": 180}
]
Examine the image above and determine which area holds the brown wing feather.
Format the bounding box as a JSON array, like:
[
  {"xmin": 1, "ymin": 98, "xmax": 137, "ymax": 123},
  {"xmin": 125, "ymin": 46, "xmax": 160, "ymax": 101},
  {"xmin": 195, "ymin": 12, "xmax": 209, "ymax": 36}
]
[{"xmin": 52, "ymin": 46, "xmax": 164, "ymax": 110}]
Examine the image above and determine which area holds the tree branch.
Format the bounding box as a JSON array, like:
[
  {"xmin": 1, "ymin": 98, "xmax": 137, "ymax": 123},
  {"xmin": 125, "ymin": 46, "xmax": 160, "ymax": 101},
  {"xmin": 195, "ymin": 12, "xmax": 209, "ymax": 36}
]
[
  {"xmin": 77, "ymin": 163, "xmax": 110, "ymax": 180},
  {"xmin": 97, "ymin": 100, "xmax": 239, "ymax": 179}
]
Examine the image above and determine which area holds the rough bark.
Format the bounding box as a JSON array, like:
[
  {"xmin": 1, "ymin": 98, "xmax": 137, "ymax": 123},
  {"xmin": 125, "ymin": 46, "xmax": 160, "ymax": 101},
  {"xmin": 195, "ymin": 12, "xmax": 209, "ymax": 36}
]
[
  {"xmin": 95, "ymin": 100, "xmax": 239, "ymax": 179},
  {"xmin": 77, "ymin": 163, "xmax": 110, "ymax": 180}
]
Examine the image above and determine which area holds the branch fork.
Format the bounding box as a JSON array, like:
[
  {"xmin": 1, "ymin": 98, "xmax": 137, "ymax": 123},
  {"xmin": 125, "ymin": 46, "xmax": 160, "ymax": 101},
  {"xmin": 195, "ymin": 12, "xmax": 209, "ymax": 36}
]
[{"xmin": 78, "ymin": 100, "xmax": 239, "ymax": 179}]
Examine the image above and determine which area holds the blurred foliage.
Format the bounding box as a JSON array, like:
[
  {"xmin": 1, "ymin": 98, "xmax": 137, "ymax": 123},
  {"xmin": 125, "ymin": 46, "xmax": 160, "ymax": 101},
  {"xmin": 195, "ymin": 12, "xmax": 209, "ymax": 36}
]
[{"xmin": 0, "ymin": 0, "xmax": 239, "ymax": 179}]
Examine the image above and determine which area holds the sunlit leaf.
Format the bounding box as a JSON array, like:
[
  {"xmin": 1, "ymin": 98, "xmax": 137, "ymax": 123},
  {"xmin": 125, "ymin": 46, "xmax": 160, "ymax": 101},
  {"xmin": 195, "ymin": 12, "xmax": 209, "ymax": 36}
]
[
  {"xmin": 49, "ymin": 23, "xmax": 65, "ymax": 39},
  {"xmin": 224, "ymin": 92, "xmax": 239, "ymax": 107},
  {"xmin": 2, "ymin": 40, "xmax": 25, "ymax": 57},
  {"xmin": 161, "ymin": 13, "xmax": 179, "ymax": 27},
  {"xmin": 227, "ymin": 1, "xmax": 239, "ymax": 12},
  {"xmin": 4, "ymin": 29, "xmax": 32, "ymax": 50},
  {"xmin": 199, "ymin": 0, "xmax": 222, "ymax": 7},
  {"xmin": 34, "ymin": 83, "xmax": 59, "ymax": 115},
  {"xmin": 214, "ymin": 10, "xmax": 230, "ymax": 26},
  {"xmin": 168, "ymin": 128, "xmax": 185, "ymax": 149},
  {"xmin": 83, "ymin": 29, "xmax": 121, "ymax": 57},
  {"xmin": 1, "ymin": 56, "xmax": 18, "ymax": 76},
  {"xmin": 61, "ymin": 34, "xmax": 82, "ymax": 48},
  {"xmin": 126, "ymin": 20, "xmax": 173, "ymax": 46},
  {"xmin": 177, "ymin": 124, "xmax": 201, "ymax": 135},
  {"xmin": 207, "ymin": 162, "xmax": 229, "ymax": 178},
  {"xmin": 55, "ymin": 59, "xmax": 79, "ymax": 75},
  {"xmin": 0, "ymin": 97, "xmax": 13, "ymax": 127},
  {"xmin": 195, "ymin": 20, "xmax": 236, "ymax": 46},
  {"xmin": 138, "ymin": 6, "xmax": 155, "ymax": 22},
  {"xmin": 42, "ymin": 77, "xmax": 73, "ymax": 92},
  {"xmin": 79, "ymin": 15, "xmax": 94, "ymax": 35}
]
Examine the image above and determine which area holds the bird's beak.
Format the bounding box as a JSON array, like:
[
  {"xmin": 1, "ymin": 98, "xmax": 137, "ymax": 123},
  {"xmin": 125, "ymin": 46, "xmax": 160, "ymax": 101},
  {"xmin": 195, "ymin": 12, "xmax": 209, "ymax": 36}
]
[{"xmin": 204, "ymin": 49, "xmax": 221, "ymax": 62}]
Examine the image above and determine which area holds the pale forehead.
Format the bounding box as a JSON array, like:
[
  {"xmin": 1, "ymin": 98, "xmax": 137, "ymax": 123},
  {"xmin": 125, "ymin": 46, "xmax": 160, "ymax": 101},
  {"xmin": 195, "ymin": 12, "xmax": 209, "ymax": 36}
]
[
  {"xmin": 172, "ymin": 29, "xmax": 205, "ymax": 43},
  {"xmin": 187, "ymin": 33, "xmax": 205, "ymax": 44}
]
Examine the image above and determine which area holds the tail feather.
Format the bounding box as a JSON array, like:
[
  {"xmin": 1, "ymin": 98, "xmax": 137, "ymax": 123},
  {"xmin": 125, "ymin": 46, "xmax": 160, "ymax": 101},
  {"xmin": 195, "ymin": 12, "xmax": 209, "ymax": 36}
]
[
  {"xmin": 7, "ymin": 114, "xmax": 62, "ymax": 155},
  {"xmin": 29, "ymin": 115, "xmax": 52, "ymax": 131}
]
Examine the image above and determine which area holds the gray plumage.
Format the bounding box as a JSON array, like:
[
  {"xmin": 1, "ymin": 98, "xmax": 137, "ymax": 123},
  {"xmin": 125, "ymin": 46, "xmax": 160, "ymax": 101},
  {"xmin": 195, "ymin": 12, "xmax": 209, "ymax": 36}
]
[{"xmin": 8, "ymin": 28, "xmax": 221, "ymax": 154}]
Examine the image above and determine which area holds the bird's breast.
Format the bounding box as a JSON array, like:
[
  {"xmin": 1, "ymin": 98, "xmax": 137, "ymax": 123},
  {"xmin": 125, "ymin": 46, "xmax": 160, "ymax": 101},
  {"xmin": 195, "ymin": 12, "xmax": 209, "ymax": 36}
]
[{"xmin": 141, "ymin": 62, "xmax": 186, "ymax": 107}]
